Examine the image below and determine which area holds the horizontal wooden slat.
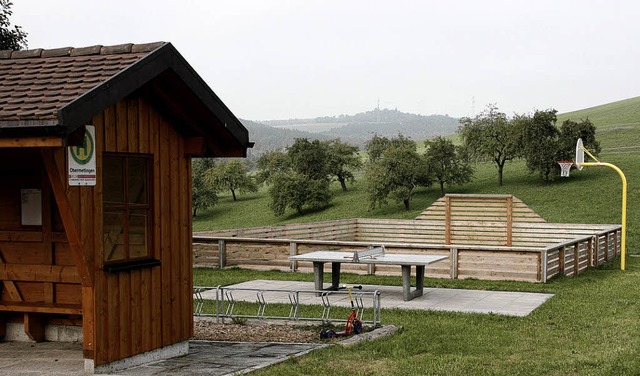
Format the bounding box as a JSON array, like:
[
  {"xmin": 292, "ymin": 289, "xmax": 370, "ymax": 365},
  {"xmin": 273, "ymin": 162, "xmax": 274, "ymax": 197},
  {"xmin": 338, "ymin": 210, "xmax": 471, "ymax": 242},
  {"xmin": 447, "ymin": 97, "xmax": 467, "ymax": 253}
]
[
  {"xmin": 0, "ymin": 302, "xmax": 82, "ymax": 315},
  {"xmin": 0, "ymin": 231, "xmax": 43, "ymax": 242},
  {"xmin": 0, "ymin": 136, "xmax": 64, "ymax": 148},
  {"xmin": 0, "ymin": 264, "xmax": 80, "ymax": 283}
]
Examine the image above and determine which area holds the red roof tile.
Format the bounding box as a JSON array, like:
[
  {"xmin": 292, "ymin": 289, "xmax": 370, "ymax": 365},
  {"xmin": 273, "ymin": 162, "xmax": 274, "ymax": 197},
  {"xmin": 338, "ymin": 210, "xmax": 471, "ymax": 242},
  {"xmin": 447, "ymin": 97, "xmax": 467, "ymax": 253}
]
[{"xmin": 0, "ymin": 42, "xmax": 165, "ymax": 123}]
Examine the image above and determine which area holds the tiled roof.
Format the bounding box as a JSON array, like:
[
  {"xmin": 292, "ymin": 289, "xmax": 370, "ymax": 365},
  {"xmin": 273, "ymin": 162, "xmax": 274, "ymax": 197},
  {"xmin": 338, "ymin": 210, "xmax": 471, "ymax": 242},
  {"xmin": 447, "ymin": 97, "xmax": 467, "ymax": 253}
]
[{"xmin": 0, "ymin": 42, "xmax": 165, "ymax": 123}]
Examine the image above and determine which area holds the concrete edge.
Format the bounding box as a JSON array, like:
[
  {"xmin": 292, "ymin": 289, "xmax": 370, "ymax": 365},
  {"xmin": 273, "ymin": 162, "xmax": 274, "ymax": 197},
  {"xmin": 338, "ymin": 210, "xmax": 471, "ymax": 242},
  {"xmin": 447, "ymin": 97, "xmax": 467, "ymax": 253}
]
[
  {"xmin": 232, "ymin": 342, "xmax": 330, "ymax": 375},
  {"xmin": 4, "ymin": 322, "xmax": 83, "ymax": 342},
  {"xmin": 338, "ymin": 325, "xmax": 402, "ymax": 347},
  {"xmin": 89, "ymin": 340, "xmax": 189, "ymax": 374}
]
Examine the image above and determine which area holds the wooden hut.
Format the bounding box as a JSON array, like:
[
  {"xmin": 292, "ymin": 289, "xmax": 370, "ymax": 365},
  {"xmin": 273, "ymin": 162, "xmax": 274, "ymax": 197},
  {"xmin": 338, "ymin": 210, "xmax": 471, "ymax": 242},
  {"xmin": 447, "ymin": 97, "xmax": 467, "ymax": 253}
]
[{"xmin": 0, "ymin": 42, "xmax": 251, "ymax": 372}]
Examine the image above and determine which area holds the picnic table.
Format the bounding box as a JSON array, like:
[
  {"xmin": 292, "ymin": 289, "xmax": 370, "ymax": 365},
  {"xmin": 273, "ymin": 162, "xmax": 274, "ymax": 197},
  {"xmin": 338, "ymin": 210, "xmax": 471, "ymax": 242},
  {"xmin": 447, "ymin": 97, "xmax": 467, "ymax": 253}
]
[{"xmin": 289, "ymin": 247, "xmax": 447, "ymax": 301}]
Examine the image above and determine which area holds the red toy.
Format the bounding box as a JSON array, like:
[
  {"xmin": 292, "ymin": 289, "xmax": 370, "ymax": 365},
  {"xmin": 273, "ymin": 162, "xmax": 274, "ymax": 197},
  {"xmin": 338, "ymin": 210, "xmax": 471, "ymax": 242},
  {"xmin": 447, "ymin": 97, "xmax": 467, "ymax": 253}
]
[{"xmin": 320, "ymin": 285, "xmax": 363, "ymax": 338}]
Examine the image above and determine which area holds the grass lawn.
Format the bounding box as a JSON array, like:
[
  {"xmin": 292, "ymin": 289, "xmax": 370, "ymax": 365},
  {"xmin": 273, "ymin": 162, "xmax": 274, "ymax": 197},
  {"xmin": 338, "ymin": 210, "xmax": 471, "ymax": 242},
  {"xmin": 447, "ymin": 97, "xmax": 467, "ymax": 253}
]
[
  {"xmin": 194, "ymin": 258, "xmax": 640, "ymax": 375},
  {"xmin": 192, "ymin": 107, "xmax": 640, "ymax": 374}
]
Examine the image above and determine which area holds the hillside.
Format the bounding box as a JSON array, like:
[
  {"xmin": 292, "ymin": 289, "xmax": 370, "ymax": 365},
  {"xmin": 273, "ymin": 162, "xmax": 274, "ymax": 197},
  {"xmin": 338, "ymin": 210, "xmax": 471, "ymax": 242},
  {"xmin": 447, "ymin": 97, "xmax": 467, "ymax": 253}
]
[{"xmin": 557, "ymin": 96, "xmax": 640, "ymax": 150}]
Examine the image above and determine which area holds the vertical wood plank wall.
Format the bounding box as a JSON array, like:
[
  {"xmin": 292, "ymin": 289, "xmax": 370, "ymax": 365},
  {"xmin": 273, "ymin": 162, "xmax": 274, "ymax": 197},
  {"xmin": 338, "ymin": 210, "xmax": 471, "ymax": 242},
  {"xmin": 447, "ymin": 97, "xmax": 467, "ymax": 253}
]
[{"xmin": 90, "ymin": 95, "xmax": 193, "ymax": 366}]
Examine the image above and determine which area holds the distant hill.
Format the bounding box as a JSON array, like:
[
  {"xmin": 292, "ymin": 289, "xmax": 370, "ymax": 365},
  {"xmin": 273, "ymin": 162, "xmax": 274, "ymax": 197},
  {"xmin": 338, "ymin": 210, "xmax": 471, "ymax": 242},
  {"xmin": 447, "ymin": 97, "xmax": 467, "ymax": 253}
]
[
  {"xmin": 242, "ymin": 98, "xmax": 640, "ymax": 158},
  {"xmin": 319, "ymin": 108, "xmax": 459, "ymax": 147},
  {"xmin": 255, "ymin": 108, "xmax": 460, "ymax": 152},
  {"xmin": 240, "ymin": 119, "xmax": 330, "ymax": 160}
]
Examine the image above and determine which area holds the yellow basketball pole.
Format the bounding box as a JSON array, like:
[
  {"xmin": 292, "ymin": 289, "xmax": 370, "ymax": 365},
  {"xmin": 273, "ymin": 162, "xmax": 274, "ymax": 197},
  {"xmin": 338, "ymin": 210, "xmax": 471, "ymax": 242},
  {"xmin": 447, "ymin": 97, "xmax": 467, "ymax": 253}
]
[{"xmin": 578, "ymin": 161, "xmax": 628, "ymax": 270}]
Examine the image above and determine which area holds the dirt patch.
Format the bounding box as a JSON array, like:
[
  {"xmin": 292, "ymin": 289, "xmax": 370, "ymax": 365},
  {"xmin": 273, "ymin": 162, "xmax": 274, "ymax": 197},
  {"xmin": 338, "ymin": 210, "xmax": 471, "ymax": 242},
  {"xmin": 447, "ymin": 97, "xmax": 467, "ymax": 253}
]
[
  {"xmin": 193, "ymin": 317, "xmax": 376, "ymax": 344},
  {"xmin": 193, "ymin": 318, "xmax": 327, "ymax": 343}
]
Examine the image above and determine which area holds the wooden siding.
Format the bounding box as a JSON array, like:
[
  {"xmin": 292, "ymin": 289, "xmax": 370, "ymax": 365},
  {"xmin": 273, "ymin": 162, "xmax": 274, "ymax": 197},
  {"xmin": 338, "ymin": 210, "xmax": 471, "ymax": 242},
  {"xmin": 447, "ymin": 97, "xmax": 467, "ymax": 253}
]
[
  {"xmin": 92, "ymin": 95, "xmax": 192, "ymax": 366},
  {"xmin": 0, "ymin": 150, "xmax": 83, "ymax": 327},
  {"xmin": 0, "ymin": 94, "xmax": 193, "ymax": 365}
]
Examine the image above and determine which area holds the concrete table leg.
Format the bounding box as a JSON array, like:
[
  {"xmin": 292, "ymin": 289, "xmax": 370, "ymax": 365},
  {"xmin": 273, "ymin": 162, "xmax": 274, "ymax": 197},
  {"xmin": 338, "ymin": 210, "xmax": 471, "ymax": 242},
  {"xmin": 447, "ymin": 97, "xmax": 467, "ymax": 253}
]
[
  {"xmin": 314, "ymin": 262, "xmax": 342, "ymax": 295},
  {"xmin": 313, "ymin": 262, "xmax": 324, "ymax": 292},
  {"xmin": 415, "ymin": 265, "xmax": 425, "ymax": 296},
  {"xmin": 331, "ymin": 262, "xmax": 341, "ymax": 290},
  {"xmin": 402, "ymin": 265, "xmax": 425, "ymax": 301}
]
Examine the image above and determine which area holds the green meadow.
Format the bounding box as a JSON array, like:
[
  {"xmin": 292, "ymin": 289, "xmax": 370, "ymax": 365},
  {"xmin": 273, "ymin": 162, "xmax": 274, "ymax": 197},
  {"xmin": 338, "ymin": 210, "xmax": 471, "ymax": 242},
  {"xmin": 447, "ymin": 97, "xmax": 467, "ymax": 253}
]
[{"xmin": 193, "ymin": 97, "xmax": 640, "ymax": 375}]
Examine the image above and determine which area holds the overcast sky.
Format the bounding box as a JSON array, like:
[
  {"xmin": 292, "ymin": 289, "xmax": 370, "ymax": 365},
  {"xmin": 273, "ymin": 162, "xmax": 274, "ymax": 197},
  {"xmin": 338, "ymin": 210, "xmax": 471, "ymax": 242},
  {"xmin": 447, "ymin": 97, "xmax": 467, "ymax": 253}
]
[{"xmin": 11, "ymin": 0, "xmax": 640, "ymax": 121}]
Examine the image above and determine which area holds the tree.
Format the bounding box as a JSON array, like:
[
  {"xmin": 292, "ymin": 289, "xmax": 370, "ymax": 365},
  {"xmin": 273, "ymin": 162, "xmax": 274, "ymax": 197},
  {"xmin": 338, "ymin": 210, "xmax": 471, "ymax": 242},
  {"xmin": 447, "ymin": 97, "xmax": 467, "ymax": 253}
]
[
  {"xmin": 365, "ymin": 134, "xmax": 390, "ymax": 163},
  {"xmin": 520, "ymin": 109, "xmax": 560, "ymax": 182},
  {"xmin": 365, "ymin": 141, "xmax": 430, "ymax": 210},
  {"xmin": 558, "ymin": 118, "xmax": 601, "ymax": 160},
  {"xmin": 458, "ymin": 105, "xmax": 521, "ymax": 186},
  {"xmin": 287, "ymin": 138, "xmax": 330, "ymax": 180},
  {"xmin": 258, "ymin": 138, "xmax": 333, "ymax": 216},
  {"xmin": 364, "ymin": 133, "xmax": 414, "ymax": 163},
  {"xmin": 424, "ymin": 137, "xmax": 474, "ymax": 197},
  {"xmin": 206, "ymin": 159, "xmax": 257, "ymax": 201},
  {"xmin": 1, "ymin": 1, "xmax": 27, "ymax": 50},
  {"xmin": 268, "ymin": 171, "xmax": 331, "ymax": 216},
  {"xmin": 255, "ymin": 150, "xmax": 290, "ymax": 184},
  {"xmin": 324, "ymin": 139, "xmax": 363, "ymax": 191},
  {"xmin": 191, "ymin": 158, "xmax": 217, "ymax": 216}
]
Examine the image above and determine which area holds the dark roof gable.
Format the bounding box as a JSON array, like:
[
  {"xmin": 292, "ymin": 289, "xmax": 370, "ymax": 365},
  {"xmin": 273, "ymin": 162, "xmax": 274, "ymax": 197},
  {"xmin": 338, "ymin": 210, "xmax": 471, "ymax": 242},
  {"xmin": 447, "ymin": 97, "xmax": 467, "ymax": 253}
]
[{"xmin": 0, "ymin": 42, "xmax": 250, "ymax": 157}]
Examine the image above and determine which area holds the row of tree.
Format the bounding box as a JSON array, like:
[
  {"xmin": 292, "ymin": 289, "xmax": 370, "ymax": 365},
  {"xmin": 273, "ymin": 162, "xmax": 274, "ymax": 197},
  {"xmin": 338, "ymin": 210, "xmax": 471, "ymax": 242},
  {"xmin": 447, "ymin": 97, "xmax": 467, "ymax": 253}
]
[
  {"xmin": 459, "ymin": 105, "xmax": 600, "ymax": 185},
  {"xmin": 192, "ymin": 134, "xmax": 473, "ymax": 216},
  {"xmin": 193, "ymin": 106, "xmax": 600, "ymax": 218}
]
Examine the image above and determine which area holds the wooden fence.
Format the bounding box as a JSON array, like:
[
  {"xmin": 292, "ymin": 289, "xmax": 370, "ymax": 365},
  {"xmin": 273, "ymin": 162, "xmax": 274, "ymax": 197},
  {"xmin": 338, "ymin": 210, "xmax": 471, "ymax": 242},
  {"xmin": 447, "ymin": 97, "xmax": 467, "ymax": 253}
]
[{"xmin": 193, "ymin": 219, "xmax": 621, "ymax": 283}]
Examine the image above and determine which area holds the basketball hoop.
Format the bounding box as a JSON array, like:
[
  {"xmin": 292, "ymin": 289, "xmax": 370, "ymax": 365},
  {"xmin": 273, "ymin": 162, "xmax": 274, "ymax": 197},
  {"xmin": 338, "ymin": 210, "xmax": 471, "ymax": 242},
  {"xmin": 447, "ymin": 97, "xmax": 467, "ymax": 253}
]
[
  {"xmin": 575, "ymin": 138, "xmax": 585, "ymax": 170},
  {"xmin": 558, "ymin": 160, "xmax": 573, "ymax": 177}
]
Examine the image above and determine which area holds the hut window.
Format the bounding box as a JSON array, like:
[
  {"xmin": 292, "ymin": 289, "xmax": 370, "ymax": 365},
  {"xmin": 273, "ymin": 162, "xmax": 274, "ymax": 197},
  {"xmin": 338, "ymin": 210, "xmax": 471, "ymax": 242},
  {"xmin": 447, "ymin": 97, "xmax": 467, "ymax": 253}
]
[{"xmin": 103, "ymin": 154, "xmax": 151, "ymax": 264}]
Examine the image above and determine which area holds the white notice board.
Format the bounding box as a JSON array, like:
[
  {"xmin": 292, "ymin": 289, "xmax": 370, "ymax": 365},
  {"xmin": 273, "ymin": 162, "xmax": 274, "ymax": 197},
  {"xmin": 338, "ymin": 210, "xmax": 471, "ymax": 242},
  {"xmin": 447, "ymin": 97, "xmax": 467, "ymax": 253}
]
[{"xmin": 21, "ymin": 188, "xmax": 42, "ymax": 226}]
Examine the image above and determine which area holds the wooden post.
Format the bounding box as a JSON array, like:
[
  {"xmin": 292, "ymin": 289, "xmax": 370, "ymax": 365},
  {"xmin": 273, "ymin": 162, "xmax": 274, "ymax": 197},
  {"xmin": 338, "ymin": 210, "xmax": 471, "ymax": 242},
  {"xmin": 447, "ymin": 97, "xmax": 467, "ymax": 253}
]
[
  {"xmin": 542, "ymin": 250, "xmax": 548, "ymax": 283},
  {"xmin": 218, "ymin": 240, "xmax": 226, "ymax": 268},
  {"xmin": 450, "ymin": 248, "xmax": 458, "ymax": 279},
  {"xmin": 588, "ymin": 237, "xmax": 594, "ymax": 268},
  {"xmin": 506, "ymin": 196, "xmax": 513, "ymax": 246},
  {"xmin": 24, "ymin": 313, "xmax": 45, "ymax": 342},
  {"xmin": 574, "ymin": 244, "xmax": 579, "ymax": 276},
  {"xmin": 445, "ymin": 196, "xmax": 451, "ymax": 244},
  {"xmin": 536, "ymin": 253, "xmax": 541, "ymax": 282},
  {"xmin": 604, "ymin": 233, "xmax": 609, "ymax": 262},
  {"xmin": 40, "ymin": 149, "xmax": 93, "ymax": 287},
  {"xmin": 289, "ymin": 242, "xmax": 298, "ymax": 272},
  {"xmin": 559, "ymin": 247, "xmax": 565, "ymax": 275},
  {"xmin": 82, "ymin": 286, "xmax": 95, "ymax": 360},
  {"xmin": 0, "ymin": 314, "xmax": 5, "ymax": 339}
]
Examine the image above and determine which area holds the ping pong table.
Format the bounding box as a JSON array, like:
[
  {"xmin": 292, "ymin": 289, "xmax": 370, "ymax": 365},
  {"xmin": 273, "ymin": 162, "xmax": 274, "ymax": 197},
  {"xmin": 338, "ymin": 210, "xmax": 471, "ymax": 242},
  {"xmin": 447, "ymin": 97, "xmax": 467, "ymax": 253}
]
[{"xmin": 289, "ymin": 247, "xmax": 447, "ymax": 301}]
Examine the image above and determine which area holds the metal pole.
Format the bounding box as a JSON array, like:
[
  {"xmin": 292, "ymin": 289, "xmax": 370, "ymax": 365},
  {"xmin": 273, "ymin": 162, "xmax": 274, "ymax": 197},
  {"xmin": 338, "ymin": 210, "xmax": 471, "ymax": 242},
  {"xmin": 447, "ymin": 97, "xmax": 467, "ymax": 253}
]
[{"xmin": 579, "ymin": 162, "xmax": 627, "ymax": 270}]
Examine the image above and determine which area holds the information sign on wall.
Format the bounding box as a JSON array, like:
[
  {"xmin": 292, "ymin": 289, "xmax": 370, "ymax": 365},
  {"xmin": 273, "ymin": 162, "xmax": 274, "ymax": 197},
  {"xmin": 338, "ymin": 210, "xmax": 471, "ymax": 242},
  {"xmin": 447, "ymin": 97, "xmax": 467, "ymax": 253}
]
[{"xmin": 68, "ymin": 125, "xmax": 97, "ymax": 186}]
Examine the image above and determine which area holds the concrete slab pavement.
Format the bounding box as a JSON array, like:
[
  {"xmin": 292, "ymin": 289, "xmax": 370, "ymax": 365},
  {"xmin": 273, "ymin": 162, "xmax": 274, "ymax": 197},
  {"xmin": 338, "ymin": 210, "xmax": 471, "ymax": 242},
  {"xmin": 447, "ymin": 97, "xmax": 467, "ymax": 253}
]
[{"xmin": 200, "ymin": 280, "xmax": 554, "ymax": 317}]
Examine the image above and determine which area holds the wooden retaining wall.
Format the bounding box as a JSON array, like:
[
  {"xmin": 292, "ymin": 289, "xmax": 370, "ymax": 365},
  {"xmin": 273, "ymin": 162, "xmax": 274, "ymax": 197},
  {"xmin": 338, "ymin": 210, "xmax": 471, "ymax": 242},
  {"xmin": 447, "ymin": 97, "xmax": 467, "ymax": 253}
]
[{"xmin": 193, "ymin": 219, "xmax": 621, "ymax": 283}]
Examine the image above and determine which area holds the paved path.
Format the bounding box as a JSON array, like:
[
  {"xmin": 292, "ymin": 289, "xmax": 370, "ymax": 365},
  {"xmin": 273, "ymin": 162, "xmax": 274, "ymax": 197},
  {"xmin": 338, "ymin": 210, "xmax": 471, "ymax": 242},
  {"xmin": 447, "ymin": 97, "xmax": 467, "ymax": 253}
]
[
  {"xmin": 201, "ymin": 279, "xmax": 554, "ymax": 317},
  {"xmin": 119, "ymin": 341, "xmax": 327, "ymax": 376},
  {"xmin": 0, "ymin": 341, "xmax": 326, "ymax": 376}
]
